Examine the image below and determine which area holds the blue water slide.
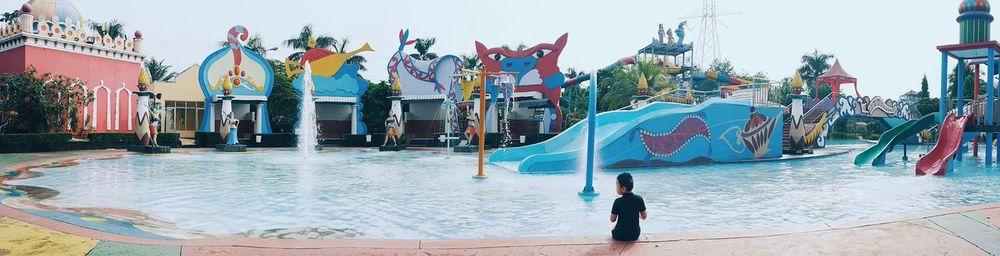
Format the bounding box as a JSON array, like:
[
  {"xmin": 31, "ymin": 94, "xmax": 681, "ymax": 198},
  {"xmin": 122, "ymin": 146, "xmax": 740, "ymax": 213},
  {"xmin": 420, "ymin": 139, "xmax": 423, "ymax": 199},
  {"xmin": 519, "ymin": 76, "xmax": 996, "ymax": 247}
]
[
  {"xmin": 489, "ymin": 102, "xmax": 691, "ymax": 172},
  {"xmin": 491, "ymin": 99, "xmax": 784, "ymax": 173}
]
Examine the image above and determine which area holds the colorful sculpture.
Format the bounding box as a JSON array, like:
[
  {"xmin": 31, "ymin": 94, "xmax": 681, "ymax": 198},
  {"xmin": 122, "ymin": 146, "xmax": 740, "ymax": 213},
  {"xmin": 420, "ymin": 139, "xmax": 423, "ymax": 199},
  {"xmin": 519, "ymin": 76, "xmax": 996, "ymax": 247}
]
[
  {"xmin": 464, "ymin": 106, "xmax": 479, "ymax": 143},
  {"xmin": 134, "ymin": 68, "xmax": 152, "ymax": 146},
  {"xmin": 383, "ymin": 113, "xmax": 401, "ymax": 146},
  {"xmin": 475, "ymin": 33, "xmax": 568, "ymax": 132},
  {"xmin": 284, "ymin": 33, "xmax": 373, "ymax": 135},
  {"xmin": 387, "ymin": 29, "xmax": 463, "ymax": 96},
  {"xmin": 198, "ymin": 25, "xmax": 274, "ymax": 136},
  {"xmin": 128, "ymin": 68, "xmax": 170, "ymax": 153},
  {"xmin": 788, "ymin": 72, "xmax": 807, "ymax": 154},
  {"xmin": 676, "ymin": 21, "xmax": 687, "ymax": 45}
]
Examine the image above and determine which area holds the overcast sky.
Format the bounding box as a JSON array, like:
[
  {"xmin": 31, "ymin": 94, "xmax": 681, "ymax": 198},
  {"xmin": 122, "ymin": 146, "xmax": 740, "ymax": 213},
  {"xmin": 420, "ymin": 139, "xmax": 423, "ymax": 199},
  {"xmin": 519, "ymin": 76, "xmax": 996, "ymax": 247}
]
[{"xmin": 13, "ymin": 0, "xmax": 978, "ymax": 98}]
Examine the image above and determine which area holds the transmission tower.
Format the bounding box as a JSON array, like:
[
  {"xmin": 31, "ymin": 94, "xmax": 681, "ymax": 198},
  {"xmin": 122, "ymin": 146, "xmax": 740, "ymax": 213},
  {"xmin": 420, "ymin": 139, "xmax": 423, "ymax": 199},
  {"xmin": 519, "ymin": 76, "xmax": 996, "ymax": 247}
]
[{"xmin": 680, "ymin": 0, "xmax": 740, "ymax": 68}]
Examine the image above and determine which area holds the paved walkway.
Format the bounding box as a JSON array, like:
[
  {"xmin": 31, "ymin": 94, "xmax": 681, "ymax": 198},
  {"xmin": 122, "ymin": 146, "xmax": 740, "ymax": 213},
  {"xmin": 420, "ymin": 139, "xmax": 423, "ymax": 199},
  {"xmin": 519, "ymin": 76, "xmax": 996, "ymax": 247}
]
[
  {"xmin": 0, "ymin": 203, "xmax": 997, "ymax": 255},
  {"xmin": 0, "ymin": 149, "xmax": 998, "ymax": 255}
]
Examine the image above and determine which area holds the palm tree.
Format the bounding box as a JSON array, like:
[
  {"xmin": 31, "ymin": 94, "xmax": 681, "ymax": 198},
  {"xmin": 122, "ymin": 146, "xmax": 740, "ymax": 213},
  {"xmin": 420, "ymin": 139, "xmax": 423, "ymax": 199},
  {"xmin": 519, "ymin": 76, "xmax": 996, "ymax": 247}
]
[
  {"xmin": 797, "ymin": 49, "xmax": 834, "ymax": 89},
  {"xmin": 283, "ymin": 25, "xmax": 337, "ymax": 61},
  {"xmin": 409, "ymin": 38, "xmax": 438, "ymax": 61},
  {"xmin": 333, "ymin": 37, "xmax": 368, "ymax": 71},
  {"xmin": 1, "ymin": 10, "xmax": 19, "ymax": 25},
  {"xmin": 598, "ymin": 60, "xmax": 665, "ymax": 111},
  {"xmin": 560, "ymin": 68, "xmax": 589, "ymax": 128},
  {"xmin": 88, "ymin": 19, "xmax": 127, "ymax": 39},
  {"xmin": 217, "ymin": 34, "xmax": 273, "ymax": 57},
  {"xmin": 144, "ymin": 57, "xmax": 177, "ymax": 82},
  {"xmin": 460, "ymin": 54, "xmax": 481, "ymax": 70}
]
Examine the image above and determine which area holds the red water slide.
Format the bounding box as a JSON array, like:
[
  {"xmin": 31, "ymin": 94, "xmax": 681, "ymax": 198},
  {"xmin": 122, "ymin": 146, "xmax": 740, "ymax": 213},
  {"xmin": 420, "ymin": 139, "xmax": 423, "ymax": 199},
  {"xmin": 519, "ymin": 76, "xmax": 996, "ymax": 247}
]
[{"xmin": 915, "ymin": 113, "xmax": 972, "ymax": 176}]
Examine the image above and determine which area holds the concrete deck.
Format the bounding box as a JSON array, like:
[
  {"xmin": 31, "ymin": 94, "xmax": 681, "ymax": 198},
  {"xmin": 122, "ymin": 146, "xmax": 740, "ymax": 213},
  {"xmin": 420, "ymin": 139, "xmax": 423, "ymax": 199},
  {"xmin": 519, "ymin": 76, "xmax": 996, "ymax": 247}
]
[{"xmin": 0, "ymin": 149, "xmax": 998, "ymax": 255}]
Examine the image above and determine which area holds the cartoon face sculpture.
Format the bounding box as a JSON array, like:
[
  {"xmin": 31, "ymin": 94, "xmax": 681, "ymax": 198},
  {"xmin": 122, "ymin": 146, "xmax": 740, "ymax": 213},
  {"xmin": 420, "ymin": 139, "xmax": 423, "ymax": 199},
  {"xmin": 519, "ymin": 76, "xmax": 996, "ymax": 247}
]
[
  {"xmin": 475, "ymin": 34, "xmax": 568, "ymax": 90},
  {"xmin": 474, "ymin": 34, "xmax": 569, "ymax": 132}
]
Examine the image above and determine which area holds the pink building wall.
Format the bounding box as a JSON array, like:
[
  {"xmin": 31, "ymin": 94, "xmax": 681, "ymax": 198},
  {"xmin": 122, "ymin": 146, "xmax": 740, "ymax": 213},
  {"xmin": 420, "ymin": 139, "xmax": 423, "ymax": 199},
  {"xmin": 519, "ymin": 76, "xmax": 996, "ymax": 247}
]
[{"xmin": 0, "ymin": 45, "xmax": 141, "ymax": 133}]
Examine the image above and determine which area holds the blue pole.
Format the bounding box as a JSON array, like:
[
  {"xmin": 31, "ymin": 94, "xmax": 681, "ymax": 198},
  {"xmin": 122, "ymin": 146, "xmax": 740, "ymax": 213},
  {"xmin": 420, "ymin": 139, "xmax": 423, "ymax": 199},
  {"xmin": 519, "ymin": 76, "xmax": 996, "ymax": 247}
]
[
  {"xmin": 941, "ymin": 52, "xmax": 948, "ymax": 124},
  {"xmin": 958, "ymin": 59, "xmax": 964, "ymax": 161},
  {"xmin": 958, "ymin": 60, "xmax": 965, "ymax": 117},
  {"xmin": 990, "ymin": 49, "xmax": 997, "ymax": 166},
  {"xmin": 580, "ymin": 71, "xmax": 599, "ymax": 199}
]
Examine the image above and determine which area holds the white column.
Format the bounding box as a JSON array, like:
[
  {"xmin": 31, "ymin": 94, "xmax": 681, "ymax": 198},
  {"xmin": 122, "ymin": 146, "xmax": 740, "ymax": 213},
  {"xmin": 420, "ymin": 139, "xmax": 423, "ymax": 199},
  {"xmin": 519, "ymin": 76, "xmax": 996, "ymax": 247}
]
[
  {"xmin": 255, "ymin": 102, "xmax": 264, "ymax": 134},
  {"xmin": 487, "ymin": 105, "xmax": 498, "ymax": 133},
  {"xmin": 208, "ymin": 101, "xmax": 216, "ymax": 132},
  {"xmin": 351, "ymin": 104, "xmax": 359, "ymax": 135}
]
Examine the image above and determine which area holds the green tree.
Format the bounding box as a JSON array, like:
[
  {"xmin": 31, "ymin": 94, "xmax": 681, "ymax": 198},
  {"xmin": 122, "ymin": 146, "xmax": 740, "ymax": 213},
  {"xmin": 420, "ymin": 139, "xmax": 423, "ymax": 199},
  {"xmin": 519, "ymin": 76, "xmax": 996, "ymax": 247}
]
[
  {"xmin": 461, "ymin": 54, "xmax": 481, "ymax": 70},
  {"xmin": 283, "ymin": 24, "xmax": 336, "ymax": 61},
  {"xmin": 947, "ymin": 65, "xmax": 983, "ymax": 100},
  {"xmin": 409, "ymin": 38, "xmax": 438, "ymax": 61},
  {"xmin": 798, "ymin": 49, "xmax": 834, "ymax": 96},
  {"xmin": 0, "ymin": 68, "xmax": 92, "ymax": 134},
  {"xmin": 772, "ymin": 77, "xmax": 794, "ymax": 106},
  {"xmin": 693, "ymin": 59, "xmax": 735, "ymax": 91},
  {"xmin": 560, "ymin": 68, "xmax": 588, "ymax": 128},
  {"xmin": 88, "ymin": 19, "xmax": 127, "ymax": 39},
  {"xmin": 919, "ymin": 74, "xmax": 930, "ymax": 98},
  {"xmin": 266, "ymin": 59, "xmax": 298, "ymax": 133},
  {"xmin": 916, "ymin": 98, "xmax": 940, "ymax": 116},
  {"xmin": 598, "ymin": 60, "xmax": 666, "ymax": 111},
  {"xmin": 144, "ymin": 57, "xmax": 177, "ymax": 82},
  {"xmin": 332, "ymin": 37, "xmax": 368, "ymax": 71},
  {"xmin": 361, "ymin": 81, "xmax": 391, "ymax": 134},
  {"xmin": 217, "ymin": 34, "xmax": 272, "ymax": 57},
  {"xmin": 1, "ymin": 10, "xmax": 20, "ymax": 25}
]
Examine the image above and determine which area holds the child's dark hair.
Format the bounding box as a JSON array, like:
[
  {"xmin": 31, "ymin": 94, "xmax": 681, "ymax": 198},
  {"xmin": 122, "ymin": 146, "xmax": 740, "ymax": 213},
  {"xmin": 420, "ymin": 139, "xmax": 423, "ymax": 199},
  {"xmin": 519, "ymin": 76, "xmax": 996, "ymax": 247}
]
[{"xmin": 617, "ymin": 172, "xmax": 634, "ymax": 192}]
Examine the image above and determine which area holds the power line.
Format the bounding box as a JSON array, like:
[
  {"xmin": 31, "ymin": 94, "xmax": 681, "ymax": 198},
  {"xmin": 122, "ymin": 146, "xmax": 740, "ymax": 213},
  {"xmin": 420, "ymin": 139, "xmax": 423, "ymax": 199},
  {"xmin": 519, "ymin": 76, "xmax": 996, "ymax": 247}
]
[{"xmin": 679, "ymin": 0, "xmax": 741, "ymax": 67}]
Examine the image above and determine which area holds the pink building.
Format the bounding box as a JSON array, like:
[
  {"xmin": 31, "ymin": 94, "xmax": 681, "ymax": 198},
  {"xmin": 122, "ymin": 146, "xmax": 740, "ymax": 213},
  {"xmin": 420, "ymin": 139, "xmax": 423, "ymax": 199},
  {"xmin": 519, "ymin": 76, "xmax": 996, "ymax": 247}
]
[{"xmin": 0, "ymin": 0, "xmax": 145, "ymax": 133}]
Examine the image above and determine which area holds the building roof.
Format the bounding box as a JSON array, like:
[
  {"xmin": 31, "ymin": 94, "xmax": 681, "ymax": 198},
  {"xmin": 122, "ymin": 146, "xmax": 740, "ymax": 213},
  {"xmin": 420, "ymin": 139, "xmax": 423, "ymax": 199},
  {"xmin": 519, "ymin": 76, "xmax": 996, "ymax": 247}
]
[
  {"xmin": 315, "ymin": 96, "xmax": 357, "ymax": 104},
  {"xmin": 961, "ymin": 0, "xmax": 991, "ymax": 13},
  {"xmin": 26, "ymin": 0, "xmax": 84, "ymax": 28},
  {"xmin": 817, "ymin": 60, "xmax": 855, "ymax": 80},
  {"xmin": 213, "ymin": 95, "xmax": 267, "ymax": 102}
]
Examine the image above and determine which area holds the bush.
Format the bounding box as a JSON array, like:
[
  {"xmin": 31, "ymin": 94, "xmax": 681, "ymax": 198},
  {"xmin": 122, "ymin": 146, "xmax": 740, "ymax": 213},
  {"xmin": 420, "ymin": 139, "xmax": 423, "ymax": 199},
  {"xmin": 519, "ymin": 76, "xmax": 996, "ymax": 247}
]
[
  {"xmin": 195, "ymin": 132, "xmax": 222, "ymax": 147},
  {"xmin": 87, "ymin": 133, "xmax": 135, "ymax": 144},
  {"xmin": 156, "ymin": 133, "xmax": 181, "ymax": 147},
  {"xmin": 0, "ymin": 133, "xmax": 71, "ymax": 144},
  {"xmin": 252, "ymin": 133, "xmax": 297, "ymax": 147}
]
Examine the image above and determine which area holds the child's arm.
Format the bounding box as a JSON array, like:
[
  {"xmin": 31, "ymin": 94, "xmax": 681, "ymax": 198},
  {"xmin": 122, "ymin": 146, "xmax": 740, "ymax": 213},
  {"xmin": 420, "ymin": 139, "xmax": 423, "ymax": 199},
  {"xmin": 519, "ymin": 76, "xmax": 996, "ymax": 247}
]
[
  {"xmin": 610, "ymin": 214, "xmax": 617, "ymax": 222},
  {"xmin": 640, "ymin": 211, "xmax": 647, "ymax": 220}
]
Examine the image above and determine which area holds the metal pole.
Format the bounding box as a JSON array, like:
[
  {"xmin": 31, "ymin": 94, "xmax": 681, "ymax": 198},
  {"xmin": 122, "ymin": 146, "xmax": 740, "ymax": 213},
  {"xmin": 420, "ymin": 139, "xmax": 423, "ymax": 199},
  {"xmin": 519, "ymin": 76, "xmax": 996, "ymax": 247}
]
[
  {"xmin": 475, "ymin": 71, "xmax": 487, "ymax": 179},
  {"xmin": 941, "ymin": 52, "xmax": 948, "ymax": 124},
  {"xmin": 580, "ymin": 71, "xmax": 599, "ymax": 199},
  {"xmin": 958, "ymin": 59, "xmax": 965, "ymax": 162},
  {"xmin": 989, "ymin": 49, "xmax": 996, "ymax": 166}
]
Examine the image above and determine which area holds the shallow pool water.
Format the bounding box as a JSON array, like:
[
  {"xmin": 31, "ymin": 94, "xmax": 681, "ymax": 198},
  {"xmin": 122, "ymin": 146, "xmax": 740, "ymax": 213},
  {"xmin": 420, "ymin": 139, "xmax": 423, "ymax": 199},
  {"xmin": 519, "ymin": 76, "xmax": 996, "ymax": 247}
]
[{"xmin": 6, "ymin": 143, "xmax": 1000, "ymax": 239}]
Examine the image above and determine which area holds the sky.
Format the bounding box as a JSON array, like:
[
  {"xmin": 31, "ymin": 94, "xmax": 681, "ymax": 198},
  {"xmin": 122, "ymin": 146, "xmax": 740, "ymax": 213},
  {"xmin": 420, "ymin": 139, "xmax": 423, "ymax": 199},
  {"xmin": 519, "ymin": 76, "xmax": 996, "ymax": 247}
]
[{"xmin": 10, "ymin": 0, "xmax": 977, "ymax": 98}]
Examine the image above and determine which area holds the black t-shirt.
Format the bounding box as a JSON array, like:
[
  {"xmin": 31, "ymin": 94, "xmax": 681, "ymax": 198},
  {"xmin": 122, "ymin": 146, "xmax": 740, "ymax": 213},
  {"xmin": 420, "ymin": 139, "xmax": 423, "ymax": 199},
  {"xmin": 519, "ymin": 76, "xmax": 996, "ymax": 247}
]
[{"xmin": 611, "ymin": 192, "xmax": 646, "ymax": 241}]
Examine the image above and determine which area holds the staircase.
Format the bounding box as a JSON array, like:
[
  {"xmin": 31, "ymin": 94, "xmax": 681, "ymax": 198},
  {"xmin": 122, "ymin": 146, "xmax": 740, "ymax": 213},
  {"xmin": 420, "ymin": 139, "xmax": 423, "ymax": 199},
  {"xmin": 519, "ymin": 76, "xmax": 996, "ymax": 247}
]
[{"xmin": 782, "ymin": 95, "xmax": 835, "ymax": 151}]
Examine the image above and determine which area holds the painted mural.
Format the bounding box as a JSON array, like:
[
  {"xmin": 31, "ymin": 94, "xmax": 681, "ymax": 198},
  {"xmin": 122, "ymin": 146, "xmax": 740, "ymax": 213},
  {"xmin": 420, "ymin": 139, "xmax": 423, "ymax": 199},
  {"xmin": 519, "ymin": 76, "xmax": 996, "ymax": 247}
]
[
  {"xmin": 601, "ymin": 99, "xmax": 784, "ymax": 169},
  {"xmin": 284, "ymin": 35, "xmax": 374, "ymax": 134},
  {"xmin": 475, "ymin": 34, "xmax": 568, "ymax": 133},
  {"xmin": 197, "ymin": 25, "xmax": 274, "ymax": 133}
]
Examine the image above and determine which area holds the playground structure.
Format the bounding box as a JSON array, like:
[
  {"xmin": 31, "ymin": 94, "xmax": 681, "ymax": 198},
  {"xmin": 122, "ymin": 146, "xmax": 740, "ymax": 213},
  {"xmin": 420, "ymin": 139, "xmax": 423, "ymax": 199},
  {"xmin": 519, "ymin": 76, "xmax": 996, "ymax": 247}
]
[
  {"xmin": 915, "ymin": 0, "xmax": 1000, "ymax": 175},
  {"xmin": 197, "ymin": 25, "xmax": 274, "ymax": 151}
]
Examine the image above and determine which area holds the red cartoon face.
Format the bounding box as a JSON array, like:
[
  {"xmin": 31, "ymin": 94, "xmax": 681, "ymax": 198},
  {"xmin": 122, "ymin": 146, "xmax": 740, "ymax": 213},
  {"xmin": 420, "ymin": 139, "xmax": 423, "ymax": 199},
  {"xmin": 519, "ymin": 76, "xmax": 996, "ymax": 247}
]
[{"xmin": 475, "ymin": 33, "xmax": 567, "ymax": 88}]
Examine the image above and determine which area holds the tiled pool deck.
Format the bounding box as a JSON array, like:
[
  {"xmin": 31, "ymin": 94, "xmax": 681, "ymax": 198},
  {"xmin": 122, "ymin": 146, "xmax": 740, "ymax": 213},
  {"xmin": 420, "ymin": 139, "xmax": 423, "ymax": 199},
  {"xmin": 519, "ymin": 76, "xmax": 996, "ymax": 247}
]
[{"xmin": 0, "ymin": 149, "xmax": 998, "ymax": 255}]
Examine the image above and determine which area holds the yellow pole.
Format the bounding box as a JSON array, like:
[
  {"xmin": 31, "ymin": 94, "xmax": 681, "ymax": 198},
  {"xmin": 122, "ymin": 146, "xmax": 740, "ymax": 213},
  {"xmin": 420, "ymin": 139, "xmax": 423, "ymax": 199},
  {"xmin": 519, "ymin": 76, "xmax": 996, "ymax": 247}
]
[{"xmin": 475, "ymin": 70, "xmax": 487, "ymax": 179}]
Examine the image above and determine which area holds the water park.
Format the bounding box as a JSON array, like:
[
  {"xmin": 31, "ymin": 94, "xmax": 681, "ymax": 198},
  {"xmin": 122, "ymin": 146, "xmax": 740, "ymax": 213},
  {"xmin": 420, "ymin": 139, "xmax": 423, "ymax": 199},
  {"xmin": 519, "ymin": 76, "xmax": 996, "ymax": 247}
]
[{"xmin": 0, "ymin": 0, "xmax": 999, "ymax": 255}]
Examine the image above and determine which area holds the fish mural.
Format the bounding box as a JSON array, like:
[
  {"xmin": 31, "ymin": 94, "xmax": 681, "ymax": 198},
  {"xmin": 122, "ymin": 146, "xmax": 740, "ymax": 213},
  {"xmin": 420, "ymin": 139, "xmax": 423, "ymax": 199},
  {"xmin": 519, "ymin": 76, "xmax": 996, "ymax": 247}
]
[
  {"xmin": 600, "ymin": 99, "xmax": 784, "ymax": 169},
  {"xmin": 634, "ymin": 115, "xmax": 711, "ymax": 158}
]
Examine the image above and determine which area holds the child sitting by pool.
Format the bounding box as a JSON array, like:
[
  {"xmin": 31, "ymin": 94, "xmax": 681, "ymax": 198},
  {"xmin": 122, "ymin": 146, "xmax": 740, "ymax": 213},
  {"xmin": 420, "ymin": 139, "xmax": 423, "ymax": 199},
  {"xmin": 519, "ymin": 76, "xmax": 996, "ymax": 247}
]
[{"xmin": 611, "ymin": 172, "xmax": 647, "ymax": 242}]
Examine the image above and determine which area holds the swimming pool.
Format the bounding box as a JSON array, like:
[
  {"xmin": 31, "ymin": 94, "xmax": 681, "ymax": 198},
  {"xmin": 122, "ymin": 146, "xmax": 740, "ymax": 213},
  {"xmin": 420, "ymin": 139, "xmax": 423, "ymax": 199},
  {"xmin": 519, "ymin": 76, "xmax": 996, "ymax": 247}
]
[{"xmin": 4, "ymin": 143, "xmax": 1000, "ymax": 240}]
